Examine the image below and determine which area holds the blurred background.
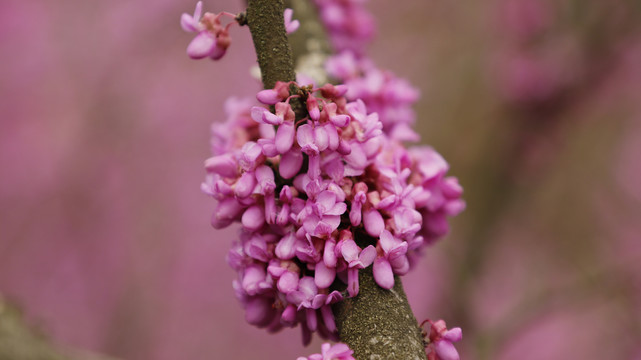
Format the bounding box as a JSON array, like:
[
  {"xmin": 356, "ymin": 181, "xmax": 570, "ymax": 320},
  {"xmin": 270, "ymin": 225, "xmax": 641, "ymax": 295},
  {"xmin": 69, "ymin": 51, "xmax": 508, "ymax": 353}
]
[{"xmin": 1, "ymin": 0, "xmax": 640, "ymax": 359}]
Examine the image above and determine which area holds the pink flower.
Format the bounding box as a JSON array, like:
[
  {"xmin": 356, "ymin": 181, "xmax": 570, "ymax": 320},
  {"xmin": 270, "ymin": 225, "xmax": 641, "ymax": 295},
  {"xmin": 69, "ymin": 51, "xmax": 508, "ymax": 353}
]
[
  {"xmin": 284, "ymin": 8, "xmax": 300, "ymax": 34},
  {"xmin": 372, "ymin": 230, "xmax": 409, "ymax": 289},
  {"xmin": 301, "ymin": 190, "xmax": 347, "ymax": 237},
  {"xmin": 423, "ymin": 319, "xmax": 463, "ymax": 360},
  {"xmin": 297, "ymin": 342, "xmax": 355, "ymax": 360},
  {"xmin": 200, "ymin": 81, "xmax": 464, "ymax": 345},
  {"xmin": 180, "ymin": 2, "xmax": 236, "ymax": 60}
]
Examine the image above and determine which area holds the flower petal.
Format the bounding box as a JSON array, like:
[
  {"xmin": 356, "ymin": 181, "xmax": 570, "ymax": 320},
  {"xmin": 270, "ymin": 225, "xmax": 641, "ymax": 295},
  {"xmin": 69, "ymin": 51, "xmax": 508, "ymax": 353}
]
[
  {"xmin": 373, "ymin": 257, "xmax": 394, "ymax": 289},
  {"xmin": 186, "ymin": 32, "xmax": 216, "ymax": 59},
  {"xmin": 434, "ymin": 340, "xmax": 460, "ymax": 360}
]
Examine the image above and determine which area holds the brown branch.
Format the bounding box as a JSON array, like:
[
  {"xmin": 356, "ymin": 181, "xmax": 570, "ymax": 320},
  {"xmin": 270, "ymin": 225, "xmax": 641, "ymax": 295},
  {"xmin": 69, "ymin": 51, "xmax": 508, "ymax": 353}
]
[
  {"xmin": 334, "ymin": 265, "xmax": 428, "ymax": 360},
  {"xmin": 244, "ymin": 2, "xmax": 427, "ymax": 358},
  {"xmin": 246, "ymin": 0, "xmax": 296, "ymax": 89}
]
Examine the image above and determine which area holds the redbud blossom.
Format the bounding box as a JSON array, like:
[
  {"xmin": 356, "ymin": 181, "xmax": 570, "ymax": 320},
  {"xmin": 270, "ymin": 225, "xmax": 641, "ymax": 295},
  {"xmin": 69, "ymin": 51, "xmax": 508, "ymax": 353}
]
[
  {"xmin": 423, "ymin": 319, "xmax": 463, "ymax": 360},
  {"xmin": 202, "ymin": 83, "xmax": 463, "ymax": 342}
]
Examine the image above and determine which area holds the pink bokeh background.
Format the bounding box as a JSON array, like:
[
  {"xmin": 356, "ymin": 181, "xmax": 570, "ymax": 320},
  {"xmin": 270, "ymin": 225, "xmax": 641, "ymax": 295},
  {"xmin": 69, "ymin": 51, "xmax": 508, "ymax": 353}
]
[{"xmin": 2, "ymin": 0, "xmax": 640, "ymax": 359}]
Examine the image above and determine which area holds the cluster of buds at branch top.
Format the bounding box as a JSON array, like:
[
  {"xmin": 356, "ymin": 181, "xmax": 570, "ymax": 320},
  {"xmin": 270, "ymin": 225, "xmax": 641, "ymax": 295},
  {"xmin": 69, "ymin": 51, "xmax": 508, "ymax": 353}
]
[
  {"xmin": 201, "ymin": 81, "xmax": 464, "ymax": 343},
  {"xmin": 180, "ymin": 2, "xmax": 299, "ymax": 61},
  {"xmin": 421, "ymin": 319, "xmax": 463, "ymax": 360},
  {"xmin": 297, "ymin": 342, "xmax": 355, "ymax": 360}
]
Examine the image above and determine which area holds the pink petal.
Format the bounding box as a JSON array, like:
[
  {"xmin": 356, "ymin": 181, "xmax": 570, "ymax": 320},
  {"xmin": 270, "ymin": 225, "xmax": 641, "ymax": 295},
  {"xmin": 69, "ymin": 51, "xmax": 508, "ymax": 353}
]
[
  {"xmin": 314, "ymin": 261, "xmax": 336, "ymax": 289},
  {"xmin": 324, "ymin": 123, "xmax": 340, "ymax": 150},
  {"xmin": 193, "ymin": 1, "xmax": 203, "ymax": 20},
  {"xmin": 234, "ymin": 171, "xmax": 256, "ymax": 198},
  {"xmin": 350, "ymin": 201, "xmax": 362, "ymax": 226},
  {"xmin": 180, "ymin": 13, "xmax": 199, "ymax": 32},
  {"xmin": 211, "ymin": 198, "xmax": 244, "ymax": 229},
  {"xmin": 306, "ymin": 308, "xmax": 318, "ymax": 331},
  {"xmin": 256, "ymin": 89, "xmax": 281, "ymax": 104},
  {"xmin": 281, "ymin": 304, "xmax": 297, "ymax": 324},
  {"xmin": 379, "ymin": 229, "xmax": 399, "ymax": 254},
  {"xmin": 340, "ymin": 239, "xmax": 360, "ymax": 262},
  {"xmin": 435, "ymin": 340, "xmax": 460, "ymax": 360},
  {"xmin": 357, "ymin": 245, "xmax": 377, "ymax": 268},
  {"xmin": 209, "ymin": 45, "xmax": 226, "ymax": 60},
  {"xmin": 322, "ymin": 215, "xmax": 341, "ymax": 232},
  {"xmin": 255, "ymin": 165, "xmax": 275, "ymax": 194},
  {"xmin": 251, "ymin": 106, "xmax": 267, "ymax": 123},
  {"xmin": 187, "ymin": 32, "xmax": 216, "ymax": 59},
  {"xmin": 390, "ymin": 255, "xmax": 410, "ymax": 275},
  {"xmin": 277, "ymin": 271, "xmax": 299, "ymax": 293},
  {"xmin": 314, "ymin": 125, "xmax": 329, "ymax": 151},
  {"xmin": 443, "ymin": 327, "xmax": 462, "ymax": 342},
  {"xmin": 242, "ymin": 205, "xmax": 265, "ymax": 231},
  {"xmin": 373, "ymin": 257, "xmax": 394, "ymax": 289},
  {"xmin": 245, "ymin": 297, "xmax": 275, "ymax": 327},
  {"xmin": 344, "ymin": 142, "xmax": 367, "ymax": 168},
  {"xmin": 306, "ymin": 96, "xmax": 320, "ymax": 121},
  {"xmin": 279, "ymin": 149, "xmax": 303, "ymax": 179},
  {"xmin": 330, "ymin": 114, "xmax": 350, "ymax": 127},
  {"xmin": 320, "ymin": 306, "xmax": 336, "ymax": 332},
  {"xmin": 323, "ymin": 238, "xmax": 337, "ymax": 267},
  {"xmin": 263, "ymin": 110, "xmax": 283, "ymax": 125},
  {"xmin": 317, "ymin": 190, "xmax": 337, "ymax": 211},
  {"xmin": 284, "ymin": 8, "xmax": 300, "ymax": 34},
  {"xmin": 363, "ymin": 209, "xmax": 385, "ymax": 237},
  {"xmin": 326, "ymin": 202, "xmax": 347, "ymax": 216},
  {"xmin": 276, "ymin": 122, "xmax": 295, "ymax": 154},
  {"xmin": 275, "ymin": 233, "xmax": 297, "ymax": 260},
  {"xmin": 204, "ymin": 154, "xmax": 238, "ymax": 178},
  {"xmin": 296, "ymin": 124, "xmax": 315, "ymax": 149}
]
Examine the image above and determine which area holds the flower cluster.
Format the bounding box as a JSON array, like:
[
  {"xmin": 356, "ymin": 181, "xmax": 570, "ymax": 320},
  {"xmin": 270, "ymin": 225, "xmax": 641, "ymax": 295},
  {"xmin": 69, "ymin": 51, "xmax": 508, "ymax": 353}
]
[
  {"xmin": 326, "ymin": 51, "xmax": 421, "ymax": 142},
  {"xmin": 422, "ymin": 319, "xmax": 463, "ymax": 360},
  {"xmin": 202, "ymin": 81, "xmax": 464, "ymax": 343},
  {"xmin": 181, "ymin": 2, "xmax": 299, "ymax": 61},
  {"xmin": 313, "ymin": 0, "xmax": 375, "ymax": 55},
  {"xmin": 310, "ymin": 0, "xmax": 421, "ymax": 142},
  {"xmin": 297, "ymin": 342, "xmax": 355, "ymax": 360}
]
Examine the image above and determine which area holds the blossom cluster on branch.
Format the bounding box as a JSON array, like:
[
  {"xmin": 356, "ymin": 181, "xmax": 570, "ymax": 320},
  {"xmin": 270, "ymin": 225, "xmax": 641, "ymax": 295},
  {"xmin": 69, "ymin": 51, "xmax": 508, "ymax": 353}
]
[
  {"xmin": 202, "ymin": 79, "xmax": 463, "ymax": 345},
  {"xmin": 182, "ymin": 0, "xmax": 464, "ymax": 358}
]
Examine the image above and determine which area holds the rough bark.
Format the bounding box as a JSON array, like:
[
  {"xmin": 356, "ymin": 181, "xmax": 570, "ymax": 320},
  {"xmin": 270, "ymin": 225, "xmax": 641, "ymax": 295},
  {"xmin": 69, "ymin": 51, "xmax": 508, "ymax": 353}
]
[
  {"xmin": 246, "ymin": 0, "xmax": 296, "ymax": 89},
  {"xmin": 244, "ymin": 1, "xmax": 427, "ymax": 358},
  {"xmin": 333, "ymin": 267, "xmax": 428, "ymax": 360}
]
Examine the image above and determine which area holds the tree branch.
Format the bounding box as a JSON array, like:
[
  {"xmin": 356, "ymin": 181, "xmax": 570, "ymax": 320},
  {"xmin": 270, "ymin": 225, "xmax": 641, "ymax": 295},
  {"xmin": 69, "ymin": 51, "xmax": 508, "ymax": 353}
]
[
  {"xmin": 333, "ymin": 266, "xmax": 428, "ymax": 360},
  {"xmin": 246, "ymin": 0, "xmax": 296, "ymax": 89}
]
